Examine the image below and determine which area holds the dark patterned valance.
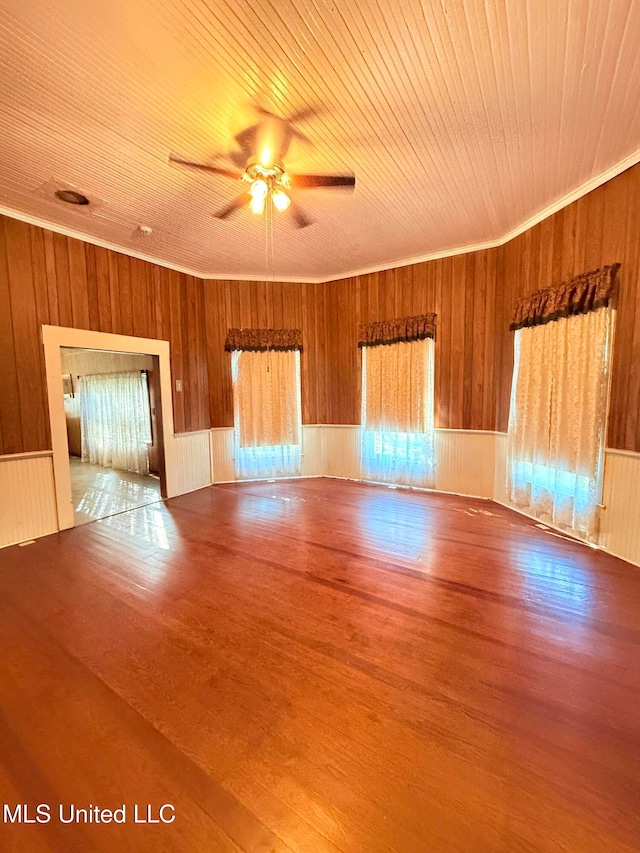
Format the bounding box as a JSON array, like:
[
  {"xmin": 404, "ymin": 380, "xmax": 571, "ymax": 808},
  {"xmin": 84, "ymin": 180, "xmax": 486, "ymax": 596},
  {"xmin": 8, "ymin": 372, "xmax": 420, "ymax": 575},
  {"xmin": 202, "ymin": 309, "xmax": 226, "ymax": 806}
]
[
  {"xmin": 510, "ymin": 264, "xmax": 619, "ymax": 331},
  {"xmin": 358, "ymin": 313, "xmax": 437, "ymax": 348},
  {"xmin": 224, "ymin": 328, "xmax": 303, "ymax": 352}
]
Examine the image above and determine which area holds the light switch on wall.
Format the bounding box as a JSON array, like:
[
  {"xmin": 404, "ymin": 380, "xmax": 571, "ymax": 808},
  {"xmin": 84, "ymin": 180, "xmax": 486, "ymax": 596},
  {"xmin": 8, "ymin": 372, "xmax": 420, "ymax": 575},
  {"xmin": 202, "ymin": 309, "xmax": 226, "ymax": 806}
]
[{"xmin": 175, "ymin": 379, "xmax": 183, "ymax": 392}]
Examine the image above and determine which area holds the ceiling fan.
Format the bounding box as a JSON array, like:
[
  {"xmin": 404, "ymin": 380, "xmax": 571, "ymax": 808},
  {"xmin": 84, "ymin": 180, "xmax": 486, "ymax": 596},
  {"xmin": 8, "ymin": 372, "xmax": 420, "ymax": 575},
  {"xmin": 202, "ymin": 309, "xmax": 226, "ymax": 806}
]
[{"xmin": 169, "ymin": 111, "xmax": 355, "ymax": 228}]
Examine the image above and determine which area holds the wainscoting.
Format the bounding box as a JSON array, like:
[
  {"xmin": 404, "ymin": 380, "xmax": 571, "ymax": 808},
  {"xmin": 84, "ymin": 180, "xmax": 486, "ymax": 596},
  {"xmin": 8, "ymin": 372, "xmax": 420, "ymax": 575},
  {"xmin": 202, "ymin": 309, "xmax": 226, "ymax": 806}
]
[
  {"xmin": 3, "ymin": 430, "xmax": 640, "ymax": 568},
  {"xmin": 493, "ymin": 434, "xmax": 640, "ymax": 567},
  {"xmin": 434, "ymin": 430, "xmax": 497, "ymax": 498},
  {"xmin": 493, "ymin": 432, "xmax": 508, "ymax": 505},
  {"xmin": 0, "ymin": 429, "xmax": 214, "ymax": 549},
  {"xmin": 170, "ymin": 430, "xmax": 213, "ymax": 497},
  {"xmin": 600, "ymin": 450, "xmax": 640, "ymax": 566},
  {"xmin": 210, "ymin": 428, "xmax": 236, "ymax": 483},
  {"xmin": 0, "ymin": 452, "xmax": 58, "ymax": 548},
  {"xmin": 211, "ymin": 426, "xmax": 497, "ymax": 495},
  {"xmin": 311, "ymin": 425, "xmax": 361, "ymax": 480},
  {"xmin": 209, "ymin": 425, "xmax": 362, "ymax": 483}
]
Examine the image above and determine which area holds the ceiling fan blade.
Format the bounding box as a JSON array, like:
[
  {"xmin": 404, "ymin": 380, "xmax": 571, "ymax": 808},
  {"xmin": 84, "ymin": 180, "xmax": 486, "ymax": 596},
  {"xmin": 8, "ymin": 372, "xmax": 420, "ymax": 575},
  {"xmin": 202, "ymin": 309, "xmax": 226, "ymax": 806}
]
[
  {"xmin": 290, "ymin": 174, "xmax": 356, "ymax": 189},
  {"xmin": 229, "ymin": 150, "xmax": 248, "ymax": 169},
  {"xmin": 288, "ymin": 106, "xmax": 322, "ymax": 124},
  {"xmin": 233, "ymin": 125, "xmax": 259, "ymax": 153},
  {"xmin": 289, "ymin": 127, "xmax": 313, "ymax": 148},
  {"xmin": 214, "ymin": 194, "xmax": 248, "ymax": 220},
  {"xmin": 288, "ymin": 201, "xmax": 314, "ymax": 229},
  {"xmin": 254, "ymin": 107, "xmax": 280, "ymax": 121},
  {"xmin": 169, "ymin": 154, "xmax": 242, "ymax": 181},
  {"xmin": 253, "ymin": 107, "xmax": 315, "ymax": 147},
  {"xmin": 256, "ymin": 105, "xmax": 320, "ymax": 125}
]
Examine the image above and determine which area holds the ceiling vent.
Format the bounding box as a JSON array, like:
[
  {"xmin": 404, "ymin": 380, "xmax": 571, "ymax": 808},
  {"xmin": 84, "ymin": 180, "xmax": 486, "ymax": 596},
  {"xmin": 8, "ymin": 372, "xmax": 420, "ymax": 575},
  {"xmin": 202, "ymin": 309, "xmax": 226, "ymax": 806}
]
[
  {"xmin": 55, "ymin": 188, "xmax": 89, "ymax": 205},
  {"xmin": 35, "ymin": 178, "xmax": 105, "ymax": 212}
]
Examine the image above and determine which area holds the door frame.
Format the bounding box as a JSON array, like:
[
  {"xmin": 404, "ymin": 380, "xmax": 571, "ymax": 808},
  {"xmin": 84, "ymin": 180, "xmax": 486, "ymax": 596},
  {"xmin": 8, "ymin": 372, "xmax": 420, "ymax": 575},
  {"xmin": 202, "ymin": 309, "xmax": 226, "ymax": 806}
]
[{"xmin": 42, "ymin": 325, "xmax": 178, "ymax": 530}]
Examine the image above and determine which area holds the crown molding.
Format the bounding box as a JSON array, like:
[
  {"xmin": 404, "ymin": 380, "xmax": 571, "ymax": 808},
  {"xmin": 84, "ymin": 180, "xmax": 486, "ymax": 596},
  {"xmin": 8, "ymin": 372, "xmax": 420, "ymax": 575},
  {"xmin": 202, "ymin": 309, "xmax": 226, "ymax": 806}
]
[
  {"xmin": 318, "ymin": 146, "xmax": 640, "ymax": 282},
  {"xmin": 0, "ymin": 204, "xmax": 322, "ymax": 283},
  {"xmin": 1, "ymin": 146, "xmax": 639, "ymax": 285},
  {"xmin": 0, "ymin": 204, "xmax": 205, "ymax": 278}
]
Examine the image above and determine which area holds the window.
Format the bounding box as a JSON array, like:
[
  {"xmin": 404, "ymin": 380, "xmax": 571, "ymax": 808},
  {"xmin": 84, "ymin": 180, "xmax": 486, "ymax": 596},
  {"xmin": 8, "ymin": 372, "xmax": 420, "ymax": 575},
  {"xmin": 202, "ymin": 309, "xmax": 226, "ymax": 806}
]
[
  {"xmin": 231, "ymin": 348, "xmax": 302, "ymax": 480},
  {"xmin": 360, "ymin": 337, "xmax": 435, "ymax": 487},
  {"xmin": 507, "ymin": 306, "xmax": 614, "ymax": 539},
  {"xmin": 78, "ymin": 371, "xmax": 151, "ymax": 474}
]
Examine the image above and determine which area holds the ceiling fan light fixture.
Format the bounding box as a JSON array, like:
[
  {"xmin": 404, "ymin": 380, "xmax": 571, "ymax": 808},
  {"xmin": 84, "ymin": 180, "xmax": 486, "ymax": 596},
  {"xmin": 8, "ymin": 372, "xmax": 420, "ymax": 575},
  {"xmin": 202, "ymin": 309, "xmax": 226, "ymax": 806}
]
[
  {"xmin": 249, "ymin": 194, "xmax": 266, "ymax": 215},
  {"xmin": 171, "ymin": 130, "xmax": 351, "ymax": 228},
  {"xmin": 249, "ymin": 178, "xmax": 268, "ymax": 200},
  {"xmin": 259, "ymin": 146, "xmax": 272, "ymax": 168},
  {"xmin": 272, "ymin": 188, "xmax": 291, "ymax": 212}
]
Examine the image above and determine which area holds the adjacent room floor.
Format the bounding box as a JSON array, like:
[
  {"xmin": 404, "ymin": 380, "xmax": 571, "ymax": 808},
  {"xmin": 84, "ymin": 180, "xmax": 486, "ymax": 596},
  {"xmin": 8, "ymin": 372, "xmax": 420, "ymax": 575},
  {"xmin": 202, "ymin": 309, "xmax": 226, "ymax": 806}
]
[
  {"xmin": 0, "ymin": 479, "xmax": 639, "ymax": 852},
  {"xmin": 69, "ymin": 457, "xmax": 162, "ymax": 525}
]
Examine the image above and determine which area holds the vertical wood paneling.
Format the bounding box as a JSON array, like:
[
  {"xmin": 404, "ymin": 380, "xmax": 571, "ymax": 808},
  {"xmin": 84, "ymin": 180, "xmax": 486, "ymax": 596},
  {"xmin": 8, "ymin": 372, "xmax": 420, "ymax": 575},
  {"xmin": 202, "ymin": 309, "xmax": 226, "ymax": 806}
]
[
  {"xmin": 495, "ymin": 162, "xmax": 640, "ymax": 451},
  {"xmin": 0, "ymin": 219, "xmax": 22, "ymax": 453},
  {"xmin": 42, "ymin": 230, "xmax": 60, "ymax": 326},
  {"xmin": 3, "ymin": 218, "xmax": 49, "ymax": 451},
  {"xmin": 94, "ymin": 246, "xmax": 112, "ymax": 333},
  {"xmin": 0, "ymin": 215, "xmax": 210, "ymax": 453},
  {"xmin": 271, "ymin": 248, "xmax": 499, "ymax": 429},
  {"xmin": 202, "ymin": 246, "xmax": 509, "ymax": 430},
  {"xmin": 2, "ymin": 161, "xmax": 640, "ymax": 455},
  {"xmin": 84, "ymin": 244, "xmax": 101, "ymax": 331},
  {"xmin": 67, "ymin": 238, "xmax": 90, "ymax": 330},
  {"xmin": 53, "ymin": 232, "xmax": 73, "ymax": 327}
]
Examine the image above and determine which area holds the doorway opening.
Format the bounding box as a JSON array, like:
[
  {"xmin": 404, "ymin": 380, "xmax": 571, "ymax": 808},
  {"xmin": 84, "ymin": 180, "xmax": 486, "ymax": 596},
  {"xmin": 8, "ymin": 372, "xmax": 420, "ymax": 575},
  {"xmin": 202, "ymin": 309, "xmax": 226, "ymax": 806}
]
[
  {"xmin": 61, "ymin": 347, "xmax": 165, "ymax": 525},
  {"xmin": 43, "ymin": 326, "xmax": 178, "ymax": 532}
]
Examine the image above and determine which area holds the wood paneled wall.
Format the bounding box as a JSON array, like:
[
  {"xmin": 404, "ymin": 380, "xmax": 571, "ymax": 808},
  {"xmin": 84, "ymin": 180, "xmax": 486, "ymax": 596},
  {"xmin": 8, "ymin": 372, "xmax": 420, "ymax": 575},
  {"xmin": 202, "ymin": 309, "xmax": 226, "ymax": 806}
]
[
  {"xmin": 495, "ymin": 163, "xmax": 640, "ymax": 450},
  {"xmin": 2, "ymin": 162, "xmax": 640, "ymax": 456},
  {"xmin": 0, "ymin": 216, "xmax": 209, "ymax": 454},
  {"xmin": 300, "ymin": 163, "xmax": 640, "ymax": 445},
  {"xmin": 201, "ymin": 250, "xmax": 497, "ymax": 430},
  {"xmin": 299, "ymin": 253, "xmax": 498, "ymax": 428},
  {"xmin": 203, "ymin": 280, "xmax": 305, "ymax": 427}
]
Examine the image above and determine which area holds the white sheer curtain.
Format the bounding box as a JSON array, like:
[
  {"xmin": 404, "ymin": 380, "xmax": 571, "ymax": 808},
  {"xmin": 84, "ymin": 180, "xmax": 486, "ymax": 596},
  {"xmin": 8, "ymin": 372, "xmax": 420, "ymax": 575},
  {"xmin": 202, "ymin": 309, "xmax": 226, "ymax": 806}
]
[
  {"xmin": 232, "ymin": 349, "xmax": 302, "ymax": 479},
  {"xmin": 79, "ymin": 371, "xmax": 151, "ymax": 474},
  {"xmin": 361, "ymin": 338, "xmax": 435, "ymax": 487},
  {"xmin": 507, "ymin": 307, "xmax": 614, "ymax": 539}
]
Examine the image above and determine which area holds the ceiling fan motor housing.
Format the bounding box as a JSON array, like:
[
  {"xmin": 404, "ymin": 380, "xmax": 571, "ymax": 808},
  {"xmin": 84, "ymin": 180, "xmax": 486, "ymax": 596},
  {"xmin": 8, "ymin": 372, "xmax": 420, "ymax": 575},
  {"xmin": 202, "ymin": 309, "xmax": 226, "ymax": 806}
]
[{"xmin": 243, "ymin": 156, "xmax": 289, "ymax": 187}]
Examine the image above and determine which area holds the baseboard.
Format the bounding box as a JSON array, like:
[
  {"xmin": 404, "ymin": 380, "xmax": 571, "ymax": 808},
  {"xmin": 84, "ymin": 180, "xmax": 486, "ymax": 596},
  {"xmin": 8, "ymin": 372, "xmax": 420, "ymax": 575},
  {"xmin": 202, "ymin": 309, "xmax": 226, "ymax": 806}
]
[
  {"xmin": 2, "ymin": 529, "xmax": 60, "ymax": 550},
  {"xmin": 492, "ymin": 498, "xmax": 601, "ymax": 547},
  {"xmin": 592, "ymin": 546, "xmax": 640, "ymax": 569},
  {"xmin": 321, "ymin": 474, "xmax": 493, "ymax": 501},
  {"xmin": 212, "ymin": 475, "xmax": 321, "ymax": 485}
]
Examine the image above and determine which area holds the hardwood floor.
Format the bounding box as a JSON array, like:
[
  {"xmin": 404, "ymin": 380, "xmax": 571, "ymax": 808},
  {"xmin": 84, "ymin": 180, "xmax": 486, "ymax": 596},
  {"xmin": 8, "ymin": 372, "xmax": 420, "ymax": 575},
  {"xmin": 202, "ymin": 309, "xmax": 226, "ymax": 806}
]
[
  {"xmin": 0, "ymin": 478, "xmax": 639, "ymax": 852},
  {"xmin": 69, "ymin": 457, "xmax": 162, "ymax": 526}
]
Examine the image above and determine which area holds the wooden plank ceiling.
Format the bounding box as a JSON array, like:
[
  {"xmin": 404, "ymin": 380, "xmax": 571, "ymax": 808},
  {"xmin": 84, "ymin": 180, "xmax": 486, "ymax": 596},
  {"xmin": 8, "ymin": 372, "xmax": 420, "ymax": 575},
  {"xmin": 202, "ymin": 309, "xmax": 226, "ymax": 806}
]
[{"xmin": 0, "ymin": 0, "xmax": 639, "ymax": 281}]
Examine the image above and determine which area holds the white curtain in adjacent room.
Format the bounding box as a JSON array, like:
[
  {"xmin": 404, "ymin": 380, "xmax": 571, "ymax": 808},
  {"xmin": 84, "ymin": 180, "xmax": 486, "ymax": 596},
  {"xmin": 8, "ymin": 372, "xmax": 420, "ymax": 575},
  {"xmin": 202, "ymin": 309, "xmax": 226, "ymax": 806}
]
[
  {"xmin": 79, "ymin": 371, "xmax": 151, "ymax": 474},
  {"xmin": 507, "ymin": 307, "xmax": 614, "ymax": 539},
  {"xmin": 361, "ymin": 338, "xmax": 435, "ymax": 487},
  {"xmin": 231, "ymin": 349, "xmax": 302, "ymax": 479}
]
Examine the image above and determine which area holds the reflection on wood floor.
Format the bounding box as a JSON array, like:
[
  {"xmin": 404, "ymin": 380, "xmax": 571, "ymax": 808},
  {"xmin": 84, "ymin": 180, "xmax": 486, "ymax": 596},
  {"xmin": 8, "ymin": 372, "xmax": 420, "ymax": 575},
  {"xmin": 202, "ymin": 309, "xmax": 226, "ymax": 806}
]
[
  {"xmin": 1, "ymin": 478, "xmax": 639, "ymax": 851},
  {"xmin": 69, "ymin": 457, "xmax": 162, "ymax": 525}
]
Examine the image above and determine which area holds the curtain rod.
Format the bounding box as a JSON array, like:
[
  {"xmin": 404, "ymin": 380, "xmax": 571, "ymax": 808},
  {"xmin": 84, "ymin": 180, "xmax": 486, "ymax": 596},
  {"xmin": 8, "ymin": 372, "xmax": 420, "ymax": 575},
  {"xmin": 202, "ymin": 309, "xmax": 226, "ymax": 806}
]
[{"xmin": 75, "ymin": 369, "xmax": 148, "ymax": 378}]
